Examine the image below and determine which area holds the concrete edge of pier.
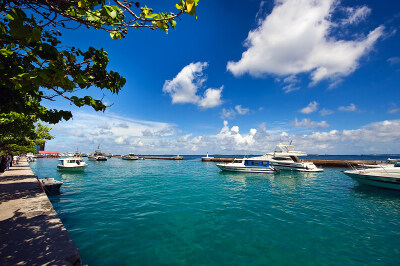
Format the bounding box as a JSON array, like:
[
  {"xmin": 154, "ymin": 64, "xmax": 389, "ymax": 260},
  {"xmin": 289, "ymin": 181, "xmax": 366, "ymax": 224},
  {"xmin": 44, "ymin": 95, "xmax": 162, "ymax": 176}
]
[
  {"xmin": 0, "ymin": 159, "xmax": 82, "ymax": 266},
  {"xmin": 201, "ymin": 157, "xmax": 385, "ymax": 167}
]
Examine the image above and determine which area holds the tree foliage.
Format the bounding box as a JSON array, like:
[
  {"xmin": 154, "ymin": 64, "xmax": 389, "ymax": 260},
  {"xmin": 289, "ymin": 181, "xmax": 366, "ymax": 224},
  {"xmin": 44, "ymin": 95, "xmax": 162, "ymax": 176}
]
[
  {"xmin": 0, "ymin": 112, "xmax": 53, "ymax": 155},
  {"xmin": 0, "ymin": 0, "xmax": 198, "ymax": 155}
]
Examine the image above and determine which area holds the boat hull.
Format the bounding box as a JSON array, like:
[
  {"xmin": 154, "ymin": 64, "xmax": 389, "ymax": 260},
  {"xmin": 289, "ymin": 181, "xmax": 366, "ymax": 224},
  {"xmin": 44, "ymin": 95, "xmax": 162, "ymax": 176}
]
[
  {"xmin": 271, "ymin": 163, "xmax": 323, "ymax": 172},
  {"xmin": 57, "ymin": 165, "xmax": 87, "ymax": 171},
  {"xmin": 344, "ymin": 171, "xmax": 400, "ymax": 190},
  {"xmin": 216, "ymin": 164, "xmax": 275, "ymax": 173}
]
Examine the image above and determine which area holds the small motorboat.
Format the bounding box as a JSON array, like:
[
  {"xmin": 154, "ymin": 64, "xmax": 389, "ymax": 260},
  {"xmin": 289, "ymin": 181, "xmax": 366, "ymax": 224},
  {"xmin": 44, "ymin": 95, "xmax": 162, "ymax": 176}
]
[
  {"xmin": 122, "ymin": 153, "xmax": 139, "ymax": 160},
  {"xmin": 57, "ymin": 155, "xmax": 88, "ymax": 171},
  {"xmin": 39, "ymin": 177, "xmax": 63, "ymax": 195},
  {"xmin": 217, "ymin": 158, "xmax": 278, "ymax": 173},
  {"xmin": 343, "ymin": 162, "xmax": 400, "ymax": 190}
]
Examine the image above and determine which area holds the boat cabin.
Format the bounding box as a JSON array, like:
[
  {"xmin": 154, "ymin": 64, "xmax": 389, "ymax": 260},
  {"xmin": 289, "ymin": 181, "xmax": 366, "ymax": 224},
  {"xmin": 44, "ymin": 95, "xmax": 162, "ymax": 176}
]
[
  {"xmin": 272, "ymin": 155, "xmax": 301, "ymax": 163},
  {"xmin": 59, "ymin": 158, "xmax": 84, "ymax": 165},
  {"xmin": 244, "ymin": 160, "xmax": 270, "ymax": 167}
]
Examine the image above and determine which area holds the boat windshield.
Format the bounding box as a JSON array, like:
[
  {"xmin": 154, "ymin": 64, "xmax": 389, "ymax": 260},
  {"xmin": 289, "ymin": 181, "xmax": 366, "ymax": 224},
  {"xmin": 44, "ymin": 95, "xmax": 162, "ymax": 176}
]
[
  {"xmin": 233, "ymin": 159, "xmax": 243, "ymax": 163},
  {"xmin": 290, "ymin": 156, "xmax": 301, "ymax": 163}
]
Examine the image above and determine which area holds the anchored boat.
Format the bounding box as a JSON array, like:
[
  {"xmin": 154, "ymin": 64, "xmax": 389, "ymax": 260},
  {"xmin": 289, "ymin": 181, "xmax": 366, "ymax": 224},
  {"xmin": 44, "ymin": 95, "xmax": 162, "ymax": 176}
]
[
  {"xmin": 343, "ymin": 162, "xmax": 400, "ymax": 190},
  {"xmin": 251, "ymin": 143, "xmax": 323, "ymax": 172},
  {"xmin": 57, "ymin": 154, "xmax": 88, "ymax": 171},
  {"xmin": 122, "ymin": 153, "xmax": 139, "ymax": 160},
  {"xmin": 39, "ymin": 177, "xmax": 63, "ymax": 195},
  {"xmin": 216, "ymin": 158, "xmax": 277, "ymax": 173},
  {"xmin": 88, "ymin": 145, "xmax": 108, "ymax": 161}
]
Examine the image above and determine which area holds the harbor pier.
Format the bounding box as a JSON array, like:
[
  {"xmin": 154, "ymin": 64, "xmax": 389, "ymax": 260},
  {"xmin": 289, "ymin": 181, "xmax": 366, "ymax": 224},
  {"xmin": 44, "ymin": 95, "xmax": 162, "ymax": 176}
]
[
  {"xmin": 0, "ymin": 159, "xmax": 81, "ymax": 265},
  {"xmin": 144, "ymin": 156, "xmax": 183, "ymax": 160}
]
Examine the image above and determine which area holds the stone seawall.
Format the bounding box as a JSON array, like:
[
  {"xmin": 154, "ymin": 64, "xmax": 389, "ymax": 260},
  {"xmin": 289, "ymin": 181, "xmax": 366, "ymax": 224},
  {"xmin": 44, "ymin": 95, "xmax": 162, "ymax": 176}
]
[{"xmin": 0, "ymin": 159, "xmax": 82, "ymax": 265}]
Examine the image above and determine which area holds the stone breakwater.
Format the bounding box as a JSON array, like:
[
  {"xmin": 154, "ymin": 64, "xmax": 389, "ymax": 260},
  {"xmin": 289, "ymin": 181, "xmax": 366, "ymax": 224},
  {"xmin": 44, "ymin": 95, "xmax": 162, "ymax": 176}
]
[
  {"xmin": 201, "ymin": 157, "xmax": 385, "ymax": 167},
  {"xmin": 0, "ymin": 159, "xmax": 81, "ymax": 265}
]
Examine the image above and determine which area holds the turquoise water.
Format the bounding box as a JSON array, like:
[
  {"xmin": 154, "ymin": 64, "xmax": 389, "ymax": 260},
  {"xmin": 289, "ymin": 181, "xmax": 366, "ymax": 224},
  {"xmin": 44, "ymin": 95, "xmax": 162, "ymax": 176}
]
[{"xmin": 31, "ymin": 158, "xmax": 400, "ymax": 265}]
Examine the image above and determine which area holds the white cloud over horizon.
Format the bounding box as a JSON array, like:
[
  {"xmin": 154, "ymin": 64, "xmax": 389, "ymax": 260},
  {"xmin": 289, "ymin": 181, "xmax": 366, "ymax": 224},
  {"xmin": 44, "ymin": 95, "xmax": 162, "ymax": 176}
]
[
  {"xmin": 300, "ymin": 101, "xmax": 318, "ymax": 114},
  {"xmin": 338, "ymin": 103, "xmax": 357, "ymax": 112},
  {"xmin": 45, "ymin": 111, "xmax": 400, "ymax": 155},
  {"xmin": 162, "ymin": 62, "xmax": 223, "ymax": 109},
  {"xmin": 226, "ymin": 0, "xmax": 383, "ymax": 88},
  {"xmin": 292, "ymin": 118, "xmax": 330, "ymax": 129}
]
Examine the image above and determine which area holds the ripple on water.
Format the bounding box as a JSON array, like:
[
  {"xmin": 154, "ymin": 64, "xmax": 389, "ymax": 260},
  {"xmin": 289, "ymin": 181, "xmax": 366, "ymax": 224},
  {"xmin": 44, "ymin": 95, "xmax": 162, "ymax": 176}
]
[{"xmin": 31, "ymin": 158, "xmax": 400, "ymax": 265}]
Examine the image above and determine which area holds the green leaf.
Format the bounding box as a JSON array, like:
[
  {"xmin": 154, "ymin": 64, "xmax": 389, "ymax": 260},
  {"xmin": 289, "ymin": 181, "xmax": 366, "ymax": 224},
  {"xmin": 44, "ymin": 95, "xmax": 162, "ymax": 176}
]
[
  {"xmin": 176, "ymin": 0, "xmax": 185, "ymax": 10},
  {"xmin": 0, "ymin": 48, "xmax": 13, "ymax": 56}
]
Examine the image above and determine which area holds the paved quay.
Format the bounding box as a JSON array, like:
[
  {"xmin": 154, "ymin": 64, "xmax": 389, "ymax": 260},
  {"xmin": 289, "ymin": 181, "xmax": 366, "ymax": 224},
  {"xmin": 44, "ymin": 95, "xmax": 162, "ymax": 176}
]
[{"xmin": 0, "ymin": 159, "xmax": 82, "ymax": 265}]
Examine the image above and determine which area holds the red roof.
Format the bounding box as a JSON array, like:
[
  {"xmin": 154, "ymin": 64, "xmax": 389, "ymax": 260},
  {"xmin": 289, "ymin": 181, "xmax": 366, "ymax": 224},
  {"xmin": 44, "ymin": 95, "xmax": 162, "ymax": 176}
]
[{"xmin": 39, "ymin": 151, "xmax": 60, "ymax": 154}]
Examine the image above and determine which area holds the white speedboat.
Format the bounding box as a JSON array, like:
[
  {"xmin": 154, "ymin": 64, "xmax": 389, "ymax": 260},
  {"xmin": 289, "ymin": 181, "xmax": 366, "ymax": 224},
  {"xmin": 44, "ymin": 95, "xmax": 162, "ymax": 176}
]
[
  {"xmin": 217, "ymin": 158, "xmax": 277, "ymax": 173},
  {"xmin": 39, "ymin": 177, "xmax": 63, "ymax": 195},
  {"xmin": 88, "ymin": 145, "xmax": 108, "ymax": 161},
  {"xmin": 57, "ymin": 155, "xmax": 88, "ymax": 171},
  {"xmin": 343, "ymin": 162, "xmax": 400, "ymax": 190},
  {"xmin": 122, "ymin": 153, "xmax": 139, "ymax": 160},
  {"xmin": 251, "ymin": 143, "xmax": 323, "ymax": 172}
]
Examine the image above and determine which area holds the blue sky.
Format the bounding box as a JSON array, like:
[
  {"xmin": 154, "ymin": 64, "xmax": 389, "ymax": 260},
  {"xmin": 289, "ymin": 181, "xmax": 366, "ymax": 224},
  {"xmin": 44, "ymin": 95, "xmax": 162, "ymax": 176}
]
[{"xmin": 45, "ymin": 0, "xmax": 400, "ymax": 155}]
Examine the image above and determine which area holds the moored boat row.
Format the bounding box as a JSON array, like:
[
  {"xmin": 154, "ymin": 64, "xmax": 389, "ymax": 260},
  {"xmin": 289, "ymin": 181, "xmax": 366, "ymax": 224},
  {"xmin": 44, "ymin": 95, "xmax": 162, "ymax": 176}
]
[{"xmin": 216, "ymin": 143, "xmax": 323, "ymax": 173}]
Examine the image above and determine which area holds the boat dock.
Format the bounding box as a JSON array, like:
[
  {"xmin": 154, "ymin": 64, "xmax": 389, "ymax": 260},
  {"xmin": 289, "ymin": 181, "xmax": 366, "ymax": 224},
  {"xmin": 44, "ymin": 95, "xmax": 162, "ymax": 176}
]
[
  {"xmin": 201, "ymin": 157, "xmax": 385, "ymax": 167},
  {"xmin": 144, "ymin": 156, "xmax": 183, "ymax": 160},
  {"xmin": 0, "ymin": 159, "xmax": 82, "ymax": 265}
]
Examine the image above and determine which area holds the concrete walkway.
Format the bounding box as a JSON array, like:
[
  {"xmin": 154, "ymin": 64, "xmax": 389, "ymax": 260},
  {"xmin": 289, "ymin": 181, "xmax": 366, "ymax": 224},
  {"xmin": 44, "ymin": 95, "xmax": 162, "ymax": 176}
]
[{"xmin": 0, "ymin": 159, "xmax": 82, "ymax": 265}]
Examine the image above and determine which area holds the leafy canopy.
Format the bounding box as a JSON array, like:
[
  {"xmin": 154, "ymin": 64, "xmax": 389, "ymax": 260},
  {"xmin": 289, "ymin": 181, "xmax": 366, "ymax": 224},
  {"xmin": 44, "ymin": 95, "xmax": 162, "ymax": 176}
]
[{"xmin": 0, "ymin": 1, "xmax": 198, "ymax": 155}]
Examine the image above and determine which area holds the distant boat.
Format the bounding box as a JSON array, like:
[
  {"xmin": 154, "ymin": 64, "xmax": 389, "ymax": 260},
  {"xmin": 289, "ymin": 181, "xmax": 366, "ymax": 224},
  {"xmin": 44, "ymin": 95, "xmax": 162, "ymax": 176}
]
[
  {"xmin": 88, "ymin": 145, "xmax": 108, "ymax": 161},
  {"xmin": 122, "ymin": 153, "xmax": 139, "ymax": 160}
]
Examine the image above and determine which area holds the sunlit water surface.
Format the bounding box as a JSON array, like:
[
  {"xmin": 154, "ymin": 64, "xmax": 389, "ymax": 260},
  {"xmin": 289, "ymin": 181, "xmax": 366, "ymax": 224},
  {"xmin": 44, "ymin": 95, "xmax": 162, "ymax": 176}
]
[{"xmin": 31, "ymin": 157, "xmax": 400, "ymax": 265}]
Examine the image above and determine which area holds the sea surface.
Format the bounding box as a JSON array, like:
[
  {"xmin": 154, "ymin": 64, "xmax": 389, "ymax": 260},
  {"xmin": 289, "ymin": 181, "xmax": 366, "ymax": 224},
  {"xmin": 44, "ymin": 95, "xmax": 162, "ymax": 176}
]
[{"xmin": 30, "ymin": 156, "xmax": 400, "ymax": 265}]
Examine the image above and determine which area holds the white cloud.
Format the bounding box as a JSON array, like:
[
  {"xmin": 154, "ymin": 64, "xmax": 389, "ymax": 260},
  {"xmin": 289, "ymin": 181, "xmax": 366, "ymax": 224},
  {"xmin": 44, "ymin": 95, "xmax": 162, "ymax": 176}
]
[
  {"xmin": 387, "ymin": 57, "xmax": 400, "ymax": 65},
  {"xmin": 163, "ymin": 62, "xmax": 223, "ymax": 109},
  {"xmin": 46, "ymin": 113, "xmax": 400, "ymax": 155},
  {"xmin": 292, "ymin": 118, "xmax": 330, "ymax": 129},
  {"xmin": 341, "ymin": 6, "xmax": 371, "ymax": 25},
  {"xmin": 338, "ymin": 103, "xmax": 357, "ymax": 112},
  {"xmin": 226, "ymin": 0, "xmax": 383, "ymax": 86},
  {"xmin": 320, "ymin": 108, "xmax": 334, "ymax": 116},
  {"xmin": 220, "ymin": 105, "xmax": 250, "ymax": 119},
  {"xmin": 388, "ymin": 108, "xmax": 400, "ymax": 114},
  {"xmin": 198, "ymin": 86, "xmax": 224, "ymax": 109},
  {"xmin": 300, "ymin": 101, "xmax": 318, "ymax": 114},
  {"xmin": 220, "ymin": 108, "xmax": 236, "ymax": 120},
  {"xmin": 235, "ymin": 105, "xmax": 250, "ymax": 115}
]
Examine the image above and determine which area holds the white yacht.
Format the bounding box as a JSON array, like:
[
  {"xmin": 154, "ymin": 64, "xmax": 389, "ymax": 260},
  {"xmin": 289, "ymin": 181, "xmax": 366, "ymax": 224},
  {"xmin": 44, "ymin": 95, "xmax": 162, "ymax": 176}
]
[
  {"xmin": 121, "ymin": 153, "xmax": 139, "ymax": 160},
  {"xmin": 251, "ymin": 143, "xmax": 323, "ymax": 172},
  {"xmin": 216, "ymin": 158, "xmax": 277, "ymax": 173},
  {"xmin": 57, "ymin": 155, "xmax": 88, "ymax": 171},
  {"xmin": 343, "ymin": 162, "xmax": 400, "ymax": 190},
  {"xmin": 88, "ymin": 145, "xmax": 108, "ymax": 161}
]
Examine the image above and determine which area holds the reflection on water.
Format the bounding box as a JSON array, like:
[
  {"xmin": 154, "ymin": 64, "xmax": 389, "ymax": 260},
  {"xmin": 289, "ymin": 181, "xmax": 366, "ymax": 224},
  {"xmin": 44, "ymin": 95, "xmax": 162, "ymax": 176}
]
[
  {"xmin": 351, "ymin": 184, "xmax": 400, "ymax": 202},
  {"xmin": 218, "ymin": 170, "xmax": 321, "ymax": 192}
]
